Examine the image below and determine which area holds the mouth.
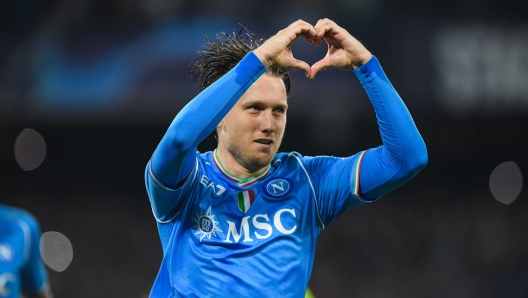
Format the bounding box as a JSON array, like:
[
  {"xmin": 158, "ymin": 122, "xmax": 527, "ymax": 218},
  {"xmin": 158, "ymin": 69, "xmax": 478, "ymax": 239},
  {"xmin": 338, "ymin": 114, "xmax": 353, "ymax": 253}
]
[{"xmin": 254, "ymin": 139, "xmax": 274, "ymax": 148}]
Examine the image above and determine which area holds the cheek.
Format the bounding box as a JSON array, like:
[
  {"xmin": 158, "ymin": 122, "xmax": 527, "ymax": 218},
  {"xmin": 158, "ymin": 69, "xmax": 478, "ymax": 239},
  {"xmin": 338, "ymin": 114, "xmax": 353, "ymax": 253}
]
[{"xmin": 277, "ymin": 118, "xmax": 286, "ymax": 133}]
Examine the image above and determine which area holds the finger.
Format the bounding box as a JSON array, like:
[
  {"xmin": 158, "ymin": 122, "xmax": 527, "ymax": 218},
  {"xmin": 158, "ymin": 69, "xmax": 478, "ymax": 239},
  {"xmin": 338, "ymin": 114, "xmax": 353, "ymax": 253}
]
[
  {"xmin": 313, "ymin": 18, "xmax": 335, "ymax": 37},
  {"xmin": 288, "ymin": 19, "xmax": 318, "ymax": 37},
  {"xmin": 309, "ymin": 57, "xmax": 332, "ymax": 79},
  {"xmin": 289, "ymin": 58, "xmax": 311, "ymax": 77},
  {"xmin": 316, "ymin": 23, "xmax": 336, "ymax": 38},
  {"xmin": 313, "ymin": 18, "xmax": 331, "ymax": 30}
]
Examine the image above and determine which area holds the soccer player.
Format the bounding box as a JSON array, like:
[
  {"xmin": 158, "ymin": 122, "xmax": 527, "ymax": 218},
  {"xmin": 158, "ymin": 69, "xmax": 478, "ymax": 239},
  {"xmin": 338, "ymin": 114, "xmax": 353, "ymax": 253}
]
[
  {"xmin": 145, "ymin": 19, "xmax": 427, "ymax": 297},
  {"xmin": 0, "ymin": 204, "xmax": 52, "ymax": 298}
]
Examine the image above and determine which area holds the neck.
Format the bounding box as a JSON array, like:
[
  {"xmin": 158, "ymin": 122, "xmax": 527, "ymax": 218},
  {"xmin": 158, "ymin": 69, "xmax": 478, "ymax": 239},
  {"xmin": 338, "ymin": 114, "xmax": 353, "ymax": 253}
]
[{"xmin": 214, "ymin": 148, "xmax": 269, "ymax": 181}]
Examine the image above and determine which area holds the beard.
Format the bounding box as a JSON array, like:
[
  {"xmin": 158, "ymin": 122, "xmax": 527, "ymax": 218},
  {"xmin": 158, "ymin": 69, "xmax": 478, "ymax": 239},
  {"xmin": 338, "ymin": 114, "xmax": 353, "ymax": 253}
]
[{"xmin": 223, "ymin": 135, "xmax": 282, "ymax": 173}]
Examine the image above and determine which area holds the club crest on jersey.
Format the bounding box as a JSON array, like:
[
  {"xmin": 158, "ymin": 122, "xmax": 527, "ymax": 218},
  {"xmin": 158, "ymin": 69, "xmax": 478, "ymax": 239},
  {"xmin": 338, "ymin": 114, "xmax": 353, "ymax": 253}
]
[
  {"xmin": 264, "ymin": 178, "xmax": 292, "ymax": 198},
  {"xmin": 192, "ymin": 207, "xmax": 222, "ymax": 242}
]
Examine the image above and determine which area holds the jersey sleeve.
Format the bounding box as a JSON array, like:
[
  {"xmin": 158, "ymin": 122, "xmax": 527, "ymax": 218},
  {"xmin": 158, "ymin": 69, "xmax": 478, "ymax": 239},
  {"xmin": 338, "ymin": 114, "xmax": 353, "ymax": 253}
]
[
  {"xmin": 353, "ymin": 56, "xmax": 428, "ymax": 201},
  {"xmin": 145, "ymin": 157, "xmax": 200, "ymax": 223},
  {"xmin": 146, "ymin": 52, "xmax": 266, "ymax": 220},
  {"xmin": 18, "ymin": 211, "xmax": 48, "ymax": 294},
  {"xmin": 301, "ymin": 152, "xmax": 367, "ymax": 227},
  {"xmin": 301, "ymin": 56, "xmax": 427, "ymax": 227}
]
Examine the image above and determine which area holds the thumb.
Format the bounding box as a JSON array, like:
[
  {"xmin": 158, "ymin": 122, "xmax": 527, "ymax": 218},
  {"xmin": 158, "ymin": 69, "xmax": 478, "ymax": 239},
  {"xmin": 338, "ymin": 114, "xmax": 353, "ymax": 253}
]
[
  {"xmin": 309, "ymin": 57, "xmax": 332, "ymax": 79},
  {"xmin": 289, "ymin": 58, "xmax": 311, "ymax": 78}
]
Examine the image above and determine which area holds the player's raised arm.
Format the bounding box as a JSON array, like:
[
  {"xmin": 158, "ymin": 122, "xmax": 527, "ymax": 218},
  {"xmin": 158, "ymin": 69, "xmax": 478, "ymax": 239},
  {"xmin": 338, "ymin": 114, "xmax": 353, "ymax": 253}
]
[
  {"xmin": 310, "ymin": 19, "xmax": 427, "ymax": 201},
  {"xmin": 147, "ymin": 21, "xmax": 317, "ymax": 219}
]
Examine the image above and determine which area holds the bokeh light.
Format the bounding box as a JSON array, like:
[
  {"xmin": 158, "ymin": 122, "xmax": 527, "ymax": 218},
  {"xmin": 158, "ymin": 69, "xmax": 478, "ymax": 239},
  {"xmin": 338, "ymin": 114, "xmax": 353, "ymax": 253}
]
[
  {"xmin": 14, "ymin": 128, "xmax": 47, "ymax": 171},
  {"xmin": 40, "ymin": 231, "xmax": 73, "ymax": 272},
  {"xmin": 489, "ymin": 161, "xmax": 523, "ymax": 205}
]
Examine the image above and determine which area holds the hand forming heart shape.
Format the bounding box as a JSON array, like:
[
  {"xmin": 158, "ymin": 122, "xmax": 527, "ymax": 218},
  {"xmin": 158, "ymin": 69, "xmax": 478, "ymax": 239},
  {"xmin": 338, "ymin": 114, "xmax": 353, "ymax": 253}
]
[{"xmin": 253, "ymin": 18, "xmax": 372, "ymax": 79}]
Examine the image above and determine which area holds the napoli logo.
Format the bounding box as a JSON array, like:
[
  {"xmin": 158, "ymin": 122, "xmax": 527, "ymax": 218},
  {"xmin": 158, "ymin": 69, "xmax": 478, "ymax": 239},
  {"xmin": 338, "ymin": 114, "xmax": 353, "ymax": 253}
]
[
  {"xmin": 264, "ymin": 178, "xmax": 293, "ymax": 198},
  {"xmin": 192, "ymin": 207, "xmax": 222, "ymax": 242}
]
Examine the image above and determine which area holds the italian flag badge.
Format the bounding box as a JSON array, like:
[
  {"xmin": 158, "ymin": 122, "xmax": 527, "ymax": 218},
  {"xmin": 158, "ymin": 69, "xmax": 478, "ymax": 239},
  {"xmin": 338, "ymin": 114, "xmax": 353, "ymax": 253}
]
[{"xmin": 237, "ymin": 189, "xmax": 255, "ymax": 213}]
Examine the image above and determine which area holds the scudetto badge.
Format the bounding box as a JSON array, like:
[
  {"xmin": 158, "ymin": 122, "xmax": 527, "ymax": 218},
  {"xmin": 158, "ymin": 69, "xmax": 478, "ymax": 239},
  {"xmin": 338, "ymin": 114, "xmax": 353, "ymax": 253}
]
[{"xmin": 263, "ymin": 178, "xmax": 292, "ymax": 198}]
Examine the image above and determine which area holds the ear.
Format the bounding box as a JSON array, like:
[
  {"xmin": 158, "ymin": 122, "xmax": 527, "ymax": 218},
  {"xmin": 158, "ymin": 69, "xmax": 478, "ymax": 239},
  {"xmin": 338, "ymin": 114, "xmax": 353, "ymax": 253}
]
[{"xmin": 216, "ymin": 121, "xmax": 224, "ymax": 136}]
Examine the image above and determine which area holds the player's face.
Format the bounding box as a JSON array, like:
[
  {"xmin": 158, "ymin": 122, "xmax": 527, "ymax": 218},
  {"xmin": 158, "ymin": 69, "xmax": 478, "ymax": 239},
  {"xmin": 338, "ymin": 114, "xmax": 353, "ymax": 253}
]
[{"xmin": 217, "ymin": 74, "xmax": 287, "ymax": 173}]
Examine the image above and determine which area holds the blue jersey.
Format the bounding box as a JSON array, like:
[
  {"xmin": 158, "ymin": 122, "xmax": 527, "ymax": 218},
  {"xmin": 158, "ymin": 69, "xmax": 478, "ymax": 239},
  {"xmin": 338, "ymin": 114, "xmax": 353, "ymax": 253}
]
[
  {"xmin": 146, "ymin": 149, "xmax": 367, "ymax": 297},
  {"xmin": 0, "ymin": 205, "xmax": 48, "ymax": 298},
  {"xmin": 146, "ymin": 51, "xmax": 427, "ymax": 297}
]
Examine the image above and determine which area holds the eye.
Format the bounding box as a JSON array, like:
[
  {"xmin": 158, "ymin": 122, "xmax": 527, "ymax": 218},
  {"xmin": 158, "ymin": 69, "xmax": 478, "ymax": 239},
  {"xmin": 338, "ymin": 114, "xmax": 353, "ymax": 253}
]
[
  {"xmin": 248, "ymin": 105, "xmax": 259, "ymax": 111},
  {"xmin": 273, "ymin": 108, "xmax": 285, "ymax": 114}
]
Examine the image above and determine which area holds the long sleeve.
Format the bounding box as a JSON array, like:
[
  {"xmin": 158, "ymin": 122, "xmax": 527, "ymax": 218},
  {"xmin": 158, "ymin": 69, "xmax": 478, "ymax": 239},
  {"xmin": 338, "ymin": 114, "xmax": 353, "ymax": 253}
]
[
  {"xmin": 150, "ymin": 52, "xmax": 266, "ymax": 188},
  {"xmin": 354, "ymin": 56, "xmax": 428, "ymax": 201},
  {"xmin": 146, "ymin": 52, "xmax": 266, "ymax": 220}
]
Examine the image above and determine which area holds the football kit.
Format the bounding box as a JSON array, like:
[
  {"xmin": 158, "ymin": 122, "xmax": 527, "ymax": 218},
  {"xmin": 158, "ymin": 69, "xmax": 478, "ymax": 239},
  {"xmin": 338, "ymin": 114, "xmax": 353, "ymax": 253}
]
[{"xmin": 146, "ymin": 52, "xmax": 427, "ymax": 297}]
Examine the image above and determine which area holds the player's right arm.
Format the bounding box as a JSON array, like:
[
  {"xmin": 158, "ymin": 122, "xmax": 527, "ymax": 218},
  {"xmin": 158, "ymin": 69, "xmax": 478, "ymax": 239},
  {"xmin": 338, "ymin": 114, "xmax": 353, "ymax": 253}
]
[
  {"xmin": 146, "ymin": 53, "xmax": 267, "ymax": 221},
  {"xmin": 147, "ymin": 20, "xmax": 317, "ymax": 221}
]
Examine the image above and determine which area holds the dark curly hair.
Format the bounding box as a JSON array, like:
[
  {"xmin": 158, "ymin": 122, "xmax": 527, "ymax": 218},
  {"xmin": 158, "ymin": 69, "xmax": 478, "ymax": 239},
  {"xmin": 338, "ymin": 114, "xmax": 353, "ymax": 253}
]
[{"xmin": 190, "ymin": 27, "xmax": 291, "ymax": 95}]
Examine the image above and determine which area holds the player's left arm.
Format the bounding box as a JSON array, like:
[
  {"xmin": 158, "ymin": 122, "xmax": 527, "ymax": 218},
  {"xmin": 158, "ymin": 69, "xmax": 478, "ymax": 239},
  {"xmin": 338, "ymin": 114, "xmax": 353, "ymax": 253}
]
[{"xmin": 311, "ymin": 19, "xmax": 427, "ymax": 202}]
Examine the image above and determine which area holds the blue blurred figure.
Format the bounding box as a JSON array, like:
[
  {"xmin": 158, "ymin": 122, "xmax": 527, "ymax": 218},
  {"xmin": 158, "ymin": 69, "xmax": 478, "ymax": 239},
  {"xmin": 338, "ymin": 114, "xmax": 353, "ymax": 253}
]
[{"xmin": 0, "ymin": 204, "xmax": 52, "ymax": 298}]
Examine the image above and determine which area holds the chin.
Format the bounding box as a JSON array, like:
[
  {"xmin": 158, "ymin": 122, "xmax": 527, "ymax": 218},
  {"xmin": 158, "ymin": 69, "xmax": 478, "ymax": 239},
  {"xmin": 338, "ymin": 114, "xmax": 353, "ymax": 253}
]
[{"xmin": 249, "ymin": 152, "xmax": 274, "ymax": 168}]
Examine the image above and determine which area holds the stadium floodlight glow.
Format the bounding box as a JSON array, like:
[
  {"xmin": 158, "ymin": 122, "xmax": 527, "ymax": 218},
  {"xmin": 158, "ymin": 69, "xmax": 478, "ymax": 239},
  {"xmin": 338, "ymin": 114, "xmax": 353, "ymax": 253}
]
[
  {"xmin": 14, "ymin": 128, "xmax": 47, "ymax": 171},
  {"xmin": 39, "ymin": 231, "xmax": 73, "ymax": 272},
  {"xmin": 489, "ymin": 161, "xmax": 523, "ymax": 205}
]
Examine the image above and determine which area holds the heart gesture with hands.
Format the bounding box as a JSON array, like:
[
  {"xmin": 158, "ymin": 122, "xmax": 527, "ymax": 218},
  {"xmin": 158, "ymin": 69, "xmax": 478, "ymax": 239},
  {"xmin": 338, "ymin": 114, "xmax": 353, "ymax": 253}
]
[
  {"xmin": 253, "ymin": 18, "xmax": 372, "ymax": 79},
  {"xmin": 253, "ymin": 20, "xmax": 317, "ymax": 77},
  {"xmin": 309, "ymin": 18, "xmax": 372, "ymax": 78}
]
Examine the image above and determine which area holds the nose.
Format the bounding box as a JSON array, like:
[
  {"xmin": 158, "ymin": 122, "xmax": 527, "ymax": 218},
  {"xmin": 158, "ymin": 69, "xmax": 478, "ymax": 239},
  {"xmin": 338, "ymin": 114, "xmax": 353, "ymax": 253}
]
[{"xmin": 260, "ymin": 111, "xmax": 276, "ymax": 134}]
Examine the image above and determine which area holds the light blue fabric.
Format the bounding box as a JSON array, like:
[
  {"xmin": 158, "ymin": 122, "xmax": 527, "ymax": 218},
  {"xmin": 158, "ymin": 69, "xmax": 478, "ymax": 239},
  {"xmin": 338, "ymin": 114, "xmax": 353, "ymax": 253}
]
[{"xmin": 145, "ymin": 53, "xmax": 427, "ymax": 297}]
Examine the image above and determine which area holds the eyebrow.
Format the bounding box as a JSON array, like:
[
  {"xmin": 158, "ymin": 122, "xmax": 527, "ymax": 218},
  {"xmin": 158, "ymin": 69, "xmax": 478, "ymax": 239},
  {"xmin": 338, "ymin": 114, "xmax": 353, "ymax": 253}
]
[{"xmin": 242, "ymin": 100, "xmax": 288, "ymax": 110}]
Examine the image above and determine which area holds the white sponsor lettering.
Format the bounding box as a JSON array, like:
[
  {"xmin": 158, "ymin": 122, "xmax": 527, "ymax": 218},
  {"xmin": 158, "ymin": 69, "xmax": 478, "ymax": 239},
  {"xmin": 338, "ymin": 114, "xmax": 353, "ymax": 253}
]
[
  {"xmin": 224, "ymin": 208, "xmax": 297, "ymax": 243},
  {"xmin": 252, "ymin": 214, "xmax": 272, "ymax": 239},
  {"xmin": 225, "ymin": 216, "xmax": 253, "ymax": 243},
  {"xmin": 274, "ymin": 208, "xmax": 297, "ymax": 234}
]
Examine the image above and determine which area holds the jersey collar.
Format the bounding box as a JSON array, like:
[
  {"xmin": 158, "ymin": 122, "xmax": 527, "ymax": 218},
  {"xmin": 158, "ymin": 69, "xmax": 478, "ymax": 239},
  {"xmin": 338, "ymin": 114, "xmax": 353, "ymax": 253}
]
[{"xmin": 212, "ymin": 149, "xmax": 270, "ymax": 188}]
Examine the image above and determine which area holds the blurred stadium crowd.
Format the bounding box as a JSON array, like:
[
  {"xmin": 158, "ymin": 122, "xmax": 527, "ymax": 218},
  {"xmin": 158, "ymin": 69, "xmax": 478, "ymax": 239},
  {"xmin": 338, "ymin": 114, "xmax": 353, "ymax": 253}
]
[{"xmin": 1, "ymin": 0, "xmax": 528, "ymax": 297}]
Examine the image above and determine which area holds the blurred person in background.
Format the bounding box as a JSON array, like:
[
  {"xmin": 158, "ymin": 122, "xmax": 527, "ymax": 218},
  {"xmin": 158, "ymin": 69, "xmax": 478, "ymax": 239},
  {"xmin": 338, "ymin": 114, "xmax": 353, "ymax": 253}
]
[
  {"xmin": 0, "ymin": 204, "xmax": 52, "ymax": 298},
  {"xmin": 145, "ymin": 18, "xmax": 427, "ymax": 297}
]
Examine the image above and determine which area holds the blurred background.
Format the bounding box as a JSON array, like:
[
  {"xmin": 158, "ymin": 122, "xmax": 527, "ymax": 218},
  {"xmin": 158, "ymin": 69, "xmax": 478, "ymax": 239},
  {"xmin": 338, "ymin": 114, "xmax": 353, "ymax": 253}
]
[{"xmin": 1, "ymin": 0, "xmax": 528, "ymax": 297}]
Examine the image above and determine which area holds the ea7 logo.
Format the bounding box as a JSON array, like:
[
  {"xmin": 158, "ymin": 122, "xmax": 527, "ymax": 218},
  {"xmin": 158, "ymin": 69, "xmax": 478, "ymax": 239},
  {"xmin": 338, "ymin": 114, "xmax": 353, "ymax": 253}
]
[
  {"xmin": 224, "ymin": 208, "xmax": 297, "ymax": 243},
  {"xmin": 200, "ymin": 175, "xmax": 226, "ymax": 196}
]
